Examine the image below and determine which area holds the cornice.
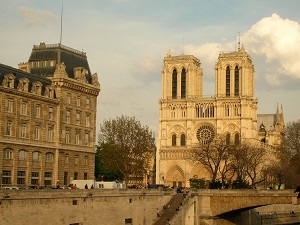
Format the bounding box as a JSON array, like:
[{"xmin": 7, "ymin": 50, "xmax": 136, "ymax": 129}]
[{"xmin": 0, "ymin": 86, "xmax": 59, "ymax": 104}]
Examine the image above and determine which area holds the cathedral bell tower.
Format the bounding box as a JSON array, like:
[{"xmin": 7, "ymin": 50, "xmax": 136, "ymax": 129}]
[{"xmin": 215, "ymin": 45, "xmax": 255, "ymax": 98}]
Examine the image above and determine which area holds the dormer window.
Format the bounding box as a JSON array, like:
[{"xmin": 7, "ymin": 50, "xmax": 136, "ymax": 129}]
[
  {"xmin": 259, "ymin": 123, "xmax": 266, "ymax": 132},
  {"xmin": 18, "ymin": 78, "xmax": 29, "ymax": 92},
  {"xmin": 32, "ymin": 81, "xmax": 42, "ymax": 95},
  {"xmin": 45, "ymin": 85, "xmax": 54, "ymax": 98},
  {"xmin": 2, "ymin": 74, "xmax": 15, "ymax": 88}
]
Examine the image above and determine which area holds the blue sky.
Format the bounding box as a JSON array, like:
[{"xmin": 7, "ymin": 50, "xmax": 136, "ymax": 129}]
[{"xmin": 1, "ymin": 0, "xmax": 300, "ymax": 137}]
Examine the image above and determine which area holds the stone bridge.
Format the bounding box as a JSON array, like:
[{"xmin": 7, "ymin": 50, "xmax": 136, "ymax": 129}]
[{"xmin": 182, "ymin": 189, "xmax": 298, "ymax": 225}]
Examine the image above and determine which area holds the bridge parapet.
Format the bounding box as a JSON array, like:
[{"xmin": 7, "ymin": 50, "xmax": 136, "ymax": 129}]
[{"xmin": 189, "ymin": 189, "xmax": 297, "ymax": 217}]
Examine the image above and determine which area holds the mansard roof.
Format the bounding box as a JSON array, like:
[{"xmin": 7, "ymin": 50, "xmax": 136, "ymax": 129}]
[
  {"xmin": 28, "ymin": 43, "xmax": 93, "ymax": 83},
  {"xmin": 0, "ymin": 63, "xmax": 55, "ymax": 97}
]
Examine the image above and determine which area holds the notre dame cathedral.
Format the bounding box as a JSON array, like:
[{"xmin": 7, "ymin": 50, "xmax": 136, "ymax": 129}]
[{"xmin": 156, "ymin": 46, "xmax": 284, "ymax": 187}]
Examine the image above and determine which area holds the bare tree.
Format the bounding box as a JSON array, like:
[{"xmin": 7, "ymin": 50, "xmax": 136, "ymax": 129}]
[
  {"xmin": 98, "ymin": 115, "xmax": 156, "ymax": 185},
  {"xmin": 282, "ymin": 120, "xmax": 300, "ymax": 188},
  {"xmin": 193, "ymin": 135, "xmax": 231, "ymax": 183},
  {"xmin": 230, "ymin": 142, "xmax": 267, "ymax": 188}
]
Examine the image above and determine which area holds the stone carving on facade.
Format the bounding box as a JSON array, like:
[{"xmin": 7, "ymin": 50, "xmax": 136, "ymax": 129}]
[
  {"xmin": 54, "ymin": 62, "xmax": 68, "ymax": 78},
  {"xmin": 92, "ymin": 73, "xmax": 100, "ymax": 87},
  {"xmin": 74, "ymin": 67, "xmax": 88, "ymax": 83}
]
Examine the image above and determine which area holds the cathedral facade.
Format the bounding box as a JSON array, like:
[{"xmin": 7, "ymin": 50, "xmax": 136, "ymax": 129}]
[
  {"xmin": 156, "ymin": 46, "xmax": 284, "ymax": 187},
  {"xmin": 0, "ymin": 43, "xmax": 100, "ymax": 188}
]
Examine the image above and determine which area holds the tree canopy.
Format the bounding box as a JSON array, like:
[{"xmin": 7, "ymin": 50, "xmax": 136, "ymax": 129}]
[{"xmin": 97, "ymin": 115, "xmax": 156, "ymax": 185}]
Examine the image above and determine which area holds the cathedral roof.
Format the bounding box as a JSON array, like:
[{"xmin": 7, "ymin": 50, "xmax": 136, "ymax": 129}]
[
  {"xmin": 28, "ymin": 43, "xmax": 93, "ymax": 83},
  {"xmin": 257, "ymin": 114, "xmax": 276, "ymax": 131}
]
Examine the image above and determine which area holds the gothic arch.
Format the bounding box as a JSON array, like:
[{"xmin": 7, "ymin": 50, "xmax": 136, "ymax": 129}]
[
  {"xmin": 190, "ymin": 162, "xmax": 211, "ymax": 180},
  {"xmin": 165, "ymin": 164, "xmax": 185, "ymax": 187}
]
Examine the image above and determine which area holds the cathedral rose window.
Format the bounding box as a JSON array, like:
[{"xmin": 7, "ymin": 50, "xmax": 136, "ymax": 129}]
[{"xmin": 196, "ymin": 125, "xmax": 215, "ymax": 144}]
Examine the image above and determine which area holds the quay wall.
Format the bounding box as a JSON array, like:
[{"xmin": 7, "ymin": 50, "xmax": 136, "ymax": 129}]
[{"xmin": 0, "ymin": 189, "xmax": 174, "ymax": 225}]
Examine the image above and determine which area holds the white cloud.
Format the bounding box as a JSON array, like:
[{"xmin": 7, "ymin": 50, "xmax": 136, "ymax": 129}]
[
  {"xmin": 243, "ymin": 13, "xmax": 300, "ymax": 85},
  {"xmin": 18, "ymin": 6, "xmax": 58, "ymax": 26}
]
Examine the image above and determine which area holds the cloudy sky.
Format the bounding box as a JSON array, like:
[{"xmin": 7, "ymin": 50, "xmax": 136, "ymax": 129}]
[{"xmin": 1, "ymin": 0, "xmax": 300, "ymax": 138}]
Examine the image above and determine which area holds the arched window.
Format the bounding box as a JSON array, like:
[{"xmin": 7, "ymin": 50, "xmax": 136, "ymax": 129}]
[
  {"xmin": 234, "ymin": 66, "xmax": 239, "ymax": 96},
  {"xmin": 172, "ymin": 69, "xmax": 177, "ymax": 99},
  {"xmin": 4, "ymin": 149, "xmax": 13, "ymax": 159},
  {"xmin": 18, "ymin": 150, "xmax": 27, "ymax": 160},
  {"xmin": 180, "ymin": 134, "xmax": 186, "ymax": 146},
  {"xmin": 172, "ymin": 134, "xmax": 176, "ymax": 146},
  {"xmin": 45, "ymin": 152, "xmax": 54, "ymax": 162},
  {"xmin": 32, "ymin": 151, "xmax": 40, "ymax": 161},
  {"xmin": 234, "ymin": 133, "xmax": 240, "ymax": 145},
  {"xmin": 181, "ymin": 68, "xmax": 186, "ymax": 99},
  {"xmin": 226, "ymin": 133, "xmax": 231, "ymax": 145},
  {"xmin": 226, "ymin": 66, "xmax": 230, "ymax": 97}
]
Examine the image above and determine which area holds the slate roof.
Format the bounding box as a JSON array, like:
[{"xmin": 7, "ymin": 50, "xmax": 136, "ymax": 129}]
[
  {"xmin": 0, "ymin": 63, "xmax": 54, "ymax": 97},
  {"xmin": 28, "ymin": 43, "xmax": 93, "ymax": 83},
  {"xmin": 257, "ymin": 114, "xmax": 276, "ymax": 131}
]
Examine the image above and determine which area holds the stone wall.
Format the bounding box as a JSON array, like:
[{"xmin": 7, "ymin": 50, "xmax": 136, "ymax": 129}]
[{"xmin": 0, "ymin": 189, "xmax": 174, "ymax": 225}]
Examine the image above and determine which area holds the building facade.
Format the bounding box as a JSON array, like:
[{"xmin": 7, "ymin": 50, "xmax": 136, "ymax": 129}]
[
  {"xmin": 156, "ymin": 46, "xmax": 284, "ymax": 187},
  {"xmin": 0, "ymin": 43, "xmax": 100, "ymax": 188}
]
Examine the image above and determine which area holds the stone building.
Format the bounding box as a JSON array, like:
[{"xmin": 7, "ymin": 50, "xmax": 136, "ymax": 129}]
[
  {"xmin": 0, "ymin": 43, "xmax": 100, "ymax": 188},
  {"xmin": 156, "ymin": 46, "xmax": 284, "ymax": 187}
]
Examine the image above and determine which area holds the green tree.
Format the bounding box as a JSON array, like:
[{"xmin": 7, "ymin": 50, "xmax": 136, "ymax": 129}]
[
  {"xmin": 98, "ymin": 115, "xmax": 156, "ymax": 185},
  {"xmin": 95, "ymin": 145, "xmax": 124, "ymax": 182}
]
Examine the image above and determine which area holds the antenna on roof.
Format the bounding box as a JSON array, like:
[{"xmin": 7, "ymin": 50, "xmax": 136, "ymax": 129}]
[
  {"xmin": 238, "ymin": 32, "xmax": 241, "ymax": 51},
  {"xmin": 59, "ymin": 0, "xmax": 64, "ymax": 45}
]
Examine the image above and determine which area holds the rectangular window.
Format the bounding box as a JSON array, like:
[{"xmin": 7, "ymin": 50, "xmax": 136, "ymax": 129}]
[
  {"xmin": 77, "ymin": 96, "xmax": 81, "ymax": 106},
  {"xmin": 2, "ymin": 170, "xmax": 11, "ymax": 185},
  {"xmin": 84, "ymin": 172, "xmax": 88, "ymax": 180},
  {"xmin": 75, "ymin": 132, "xmax": 80, "ymax": 145},
  {"xmin": 125, "ymin": 218, "xmax": 133, "ymax": 225},
  {"xmin": 48, "ymin": 127, "xmax": 53, "ymax": 141},
  {"xmin": 8, "ymin": 99, "xmax": 13, "ymax": 112},
  {"xmin": 44, "ymin": 171, "xmax": 52, "ymax": 186},
  {"xmin": 85, "ymin": 114, "xmax": 90, "ymax": 127},
  {"xmin": 31, "ymin": 172, "xmax": 39, "ymax": 185},
  {"xmin": 64, "ymin": 154, "xmax": 69, "ymax": 164},
  {"xmin": 48, "ymin": 107, "xmax": 53, "ymax": 120},
  {"xmin": 22, "ymin": 102, "xmax": 27, "ymax": 115},
  {"xmin": 76, "ymin": 112, "xmax": 80, "ymax": 125},
  {"xmin": 67, "ymin": 94, "xmax": 71, "ymax": 104},
  {"xmin": 35, "ymin": 126, "xmax": 39, "ymax": 140},
  {"xmin": 74, "ymin": 172, "xmax": 78, "ymax": 180},
  {"xmin": 17, "ymin": 171, "xmax": 26, "ymax": 184},
  {"xmin": 21, "ymin": 124, "xmax": 26, "ymax": 138},
  {"xmin": 35, "ymin": 105, "xmax": 40, "ymax": 118},
  {"xmin": 66, "ymin": 110, "xmax": 70, "ymax": 123},
  {"xmin": 66, "ymin": 131, "xmax": 70, "ymax": 144},
  {"xmin": 6, "ymin": 122, "xmax": 12, "ymax": 135},
  {"xmin": 86, "ymin": 98, "xmax": 90, "ymax": 108},
  {"xmin": 84, "ymin": 156, "xmax": 88, "ymax": 165},
  {"xmin": 75, "ymin": 156, "xmax": 78, "ymax": 165},
  {"xmin": 85, "ymin": 133, "xmax": 89, "ymax": 146}
]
